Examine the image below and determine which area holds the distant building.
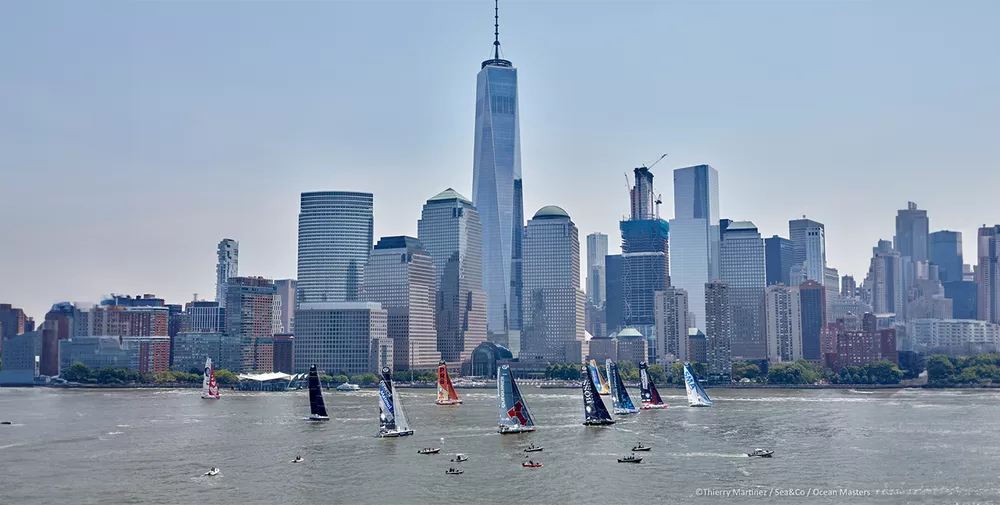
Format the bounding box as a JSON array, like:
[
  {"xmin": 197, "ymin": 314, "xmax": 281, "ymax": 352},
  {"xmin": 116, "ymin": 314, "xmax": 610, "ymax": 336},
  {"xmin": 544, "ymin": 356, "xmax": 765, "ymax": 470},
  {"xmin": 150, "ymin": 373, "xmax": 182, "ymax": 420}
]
[
  {"xmin": 605, "ymin": 254, "xmax": 624, "ymax": 333},
  {"xmin": 216, "ymin": 239, "xmax": 239, "ymax": 307},
  {"xmin": 908, "ymin": 318, "xmax": 1000, "ymax": 355},
  {"xmin": 296, "ymin": 191, "xmax": 373, "ymax": 305},
  {"xmin": 788, "ymin": 218, "xmax": 827, "ymax": 286},
  {"xmin": 615, "ymin": 327, "xmax": 648, "ymax": 364},
  {"xmin": 670, "ymin": 164, "xmax": 720, "ymax": 331},
  {"xmin": 930, "ymin": 230, "xmax": 963, "ymax": 284},
  {"xmin": 273, "ymin": 279, "xmax": 296, "ymax": 333},
  {"xmin": 520, "ymin": 206, "xmax": 586, "ymax": 364},
  {"xmin": 0, "ymin": 303, "xmax": 30, "ymax": 355},
  {"xmin": 978, "ymin": 225, "xmax": 1000, "ymax": 324},
  {"xmin": 765, "ymin": 235, "xmax": 794, "ymax": 287},
  {"xmin": 59, "ymin": 336, "xmax": 170, "ymax": 374},
  {"xmin": 184, "ymin": 300, "xmax": 225, "ymax": 333},
  {"xmin": 720, "ymin": 221, "xmax": 766, "ymax": 360},
  {"xmin": 866, "ymin": 240, "xmax": 904, "ymax": 315},
  {"xmin": 586, "ymin": 232, "xmax": 609, "ymax": 306},
  {"xmin": 361, "ymin": 236, "xmax": 440, "ymax": 371},
  {"xmin": 0, "ymin": 330, "xmax": 41, "ymax": 385},
  {"xmin": 654, "ymin": 287, "xmax": 689, "ymax": 363},
  {"xmin": 585, "ymin": 302, "xmax": 607, "ymax": 340},
  {"xmin": 416, "ymin": 189, "xmax": 487, "ymax": 365},
  {"xmin": 588, "ymin": 336, "xmax": 617, "ymax": 363},
  {"xmin": 829, "ymin": 328, "xmax": 897, "ymax": 372},
  {"xmin": 225, "ymin": 276, "xmax": 278, "ymax": 372},
  {"xmin": 945, "ymin": 280, "xmax": 978, "ymax": 320},
  {"xmin": 172, "ymin": 332, "xmax": 242, "ymax": 373},
  {"xmin": 688, "ymin": 329, "xmax": 707, "ymax": 364},
  {"xmin": 293, "ymin": 302, "xmax": 391, "ymax": 376},
  {"xmin": 704, "ymin": 281, "xmax": 732, "ymax": 382},
  {"xmin": 273, "ymin": 333, "xmax": 294, "ymax": 373},
  {"xmin": 799, "ymin": 280, "xmax": 826, "ymax": 361},
  {"xmin": 841, "ymin": 275, "xmax": 858, "ymax": 298},
  {"xmin": 468, "ymin": 341, "xmax": 514, "ymax": 378},
  {"xmin": 895, "ymin": 202, "xmax": 929, "ymax": 294},
  {"xmin": 765, "ymin": 284, "xmax": 802, "ymax": 363}
]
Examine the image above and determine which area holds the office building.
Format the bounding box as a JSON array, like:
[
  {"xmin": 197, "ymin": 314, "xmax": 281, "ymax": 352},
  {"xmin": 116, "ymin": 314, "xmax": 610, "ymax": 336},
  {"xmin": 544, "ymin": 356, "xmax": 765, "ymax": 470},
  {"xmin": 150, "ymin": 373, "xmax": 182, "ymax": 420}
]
[
  {"xmin": 866, "ymin": 240, "xmax": 904, "ymax": 315},
  {"xmin": 273, "ymin": 333, "xmax": 294, "ymax": 373},
  {"xmin": 615, "ymin": 327, "xmax": 648, "ymax": 364},
  {"xmin": 720, "ymin": 221, "xmax": 766, "ymax": 360},
  {"xmin": 799, "ymin": 280, "xmax": 826, "ymax": 360},
  {"xmin": 416, "ymin": 188, "xmax": 487, "ymax": 364},
  {"xmin": 842, "ymin": 275, "xmax": 858, "ymax": 298},
  {"xmin": 293, "ymin": 302, "xmax": 392, "ymax": 376},
  {"xmin": 765, "ymin": 284, "xmax": 802, "ymax": 363},
  {"xmin": 184, "ymin": 300, "xmax": 225, "ymax": 333},
  {"xmin": 788, "ymin": 218, "xmax": 826, "ymax": 285},
  {"xmin": 586, "ymin": 232, "xmax": 609, "ymax": 305},
  {"xmin": 688, "ymin": 329, "xmax": 707, "ymax": 364},
  {"xmin": 274, "ymin": 279, "xmax": 296, "ymax": 333},
  {"xmin": 909, "ymin": 318, "xmax": 1000, "ymax": 354},
  {"xmin": 945, "ymin": 280, "xmax": 978, "ymax": 320},
  {"xmin": 704, "ymin": 281, "xmax": 732, "ymax": 382},
  {"xmin": 765, "ymin": 235, "xmax": 794, "ymax": 287},
  {"xmin": 654, "ymin": 287, "xmax": 689, "ymax": 363},
  {"xmin": 978, "ymin": 225, "xmax": 1000, "ymax": 324},
  {"xmin": 930, "ymin": 230, "xmax": 963, "ymax": 284},
  {"xmin": 586, "ymin": 303, "xmax": 607, "ymax": 340},
  {"xmin": 172, "ymin": 331, "xmax": 242, "ymax": 373},
  {"xmin": 0, "ymin": 303, "xmax": 30, "ymax": 355},
  {"xmin": 216, "ymin": 239, "xmax": 239, "ymax": 307},
  {"xmin": 520, "ymin": 206, "xmax": 586, "ymax": 363},
  {"xmin": 224, "ymin": 276, "xmax": 278, "ymax": 372},
  {"xmin": 605, "ymin": 254, "xmax": 624, "ymax": 332},
  {"xmin": 670, "ymin": 164, "xmax": 720, "ymax": 330},
  {"xmin": 829, "ymin": 327, "xmax": 897, "ymax": 372},
  {"xmin": 0, "ymin": 330, "xmax": 41, "ymax": 385},
  {"xmin": 296, "ymin": 191, "xmax": 374, "ymax": 305},
  {"xmin": 360, "ymin": 236, "xmax": 439, "ymax": 370},
  {"xmin": 472, "ymin": 5, "xmax": 524, "ymax": 341},
  {"xmin": 895, "ymin": 202, "xmax": 930, "ymax": 264}
]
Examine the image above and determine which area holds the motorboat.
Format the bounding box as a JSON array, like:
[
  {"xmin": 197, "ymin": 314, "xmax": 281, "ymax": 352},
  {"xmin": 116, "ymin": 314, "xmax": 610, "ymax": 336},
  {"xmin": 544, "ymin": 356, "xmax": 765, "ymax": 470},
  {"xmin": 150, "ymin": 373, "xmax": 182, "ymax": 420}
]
[
  {"xmin": 292, "ymin": 456, "xmax": 304, "ymax": 463},
  {"xmin": 417, "ymin": 447, "xmax": 441, "ymax": 455},
  {"xmin": 451, "ymin": 454, "xmax": 468, "ymax": 463},
  {"xmin": 445, "ymin": 468, "xmax": 464, "ymax": 475},
  {"xmin": 522, "ymin": 461, "xmax": 543, "ymax": 468},
  {"xmin": 523, "ymin": 444, "xmax": 543, "ymax": 453},
  {"xmin": 1, "ymin": 421, "xmax": 11, "ymax": 425},
  {"xmin": 747, "ymin": 448, "xmax": 774, "ymax": 458},
  {"xmin": 618, "ymin": 454, "xmax": 642, "ymax": 463},
  {"xmin": 336, "ymin": 383, "xmax": 361, "ymax": 391},
  {"xmin": 632, "ymin": 443, "xmax": 652, "ymax": 452},
  {"xmin": 204, "ymin": 468, "xmax": 220, "ymax": 476}
]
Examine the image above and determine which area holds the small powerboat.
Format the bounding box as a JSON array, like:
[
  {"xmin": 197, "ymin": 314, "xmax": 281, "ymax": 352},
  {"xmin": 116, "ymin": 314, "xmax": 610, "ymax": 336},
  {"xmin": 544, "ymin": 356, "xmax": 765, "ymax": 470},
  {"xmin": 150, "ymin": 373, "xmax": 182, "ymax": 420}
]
[
  {"xmin": 445, "ymin": 468, "xmax": 464, "ymax": 475},
  {"xmin": 451, "ymin": 454, "xmax": 468, "ymax": 462},
  {"xmin": 204, "ymin": 468, "xmax": 220, "ymax": 476},
  {"xmin": 0, "ymin": 421, "xmax": 11, "ymax": 425},
  {"xmin": 747, "ymin": 448, "xmax": 773, "ymax": 458},
  {"xmin": 522, "ymin": 461, "xmax": 543, "ymax": 468},
  {"xmin": 523, "ymin": 444, "xmax": 543, "ymax": 453},
  {"xmin": 292, "ymin": 456, "xmax": 304, "ymax": 463},
  {"xmin": 417, "ymin": 447, "xmax": 441, "ymax": 455},
  {"xmin": 618, "ymin": 454, "xmax": 642, "ymax": 463},
  {"xmin": 632, "ymin": 443, "xmax": 652, "ymax": 452}
]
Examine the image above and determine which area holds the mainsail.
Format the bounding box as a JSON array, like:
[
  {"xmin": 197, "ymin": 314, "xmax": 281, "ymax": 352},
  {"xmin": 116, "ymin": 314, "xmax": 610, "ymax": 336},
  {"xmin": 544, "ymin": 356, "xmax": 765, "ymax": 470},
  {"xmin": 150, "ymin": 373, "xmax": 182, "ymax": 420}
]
[
  {"xmin": 379, "ymin": 367, "xmax": 412, "ymax": 436},
  {"xmin": 639, "ymin": 362, "xmax": 665, "ymax": 408},
  {"xmin": 436, "ymin": 361, "xmax": 462, "ymax": 405},
  {"xmin": 683, "ymin": 362, "xmax": 713, "ymax": 407},
  {"xmin": 201, "ymin": 357, "xmax": 220, "ymax": 399},
  {"xmin": 606, "ymin": 359, "xmax": 639, "ymax": 414},
  {"xmin": 497, "ymin": 364, "xmax": 536, "ymax": 433},
  {"xmin": 588, "ymin": 359, "xmax": 611, "ymax": 395},
  {"xmin": 307, "ymin": 364, "xmax": 328, "ymax": 418},
  {"xmin": 581, "ymin": 365, "xmax": 615, "ymax": 425}
]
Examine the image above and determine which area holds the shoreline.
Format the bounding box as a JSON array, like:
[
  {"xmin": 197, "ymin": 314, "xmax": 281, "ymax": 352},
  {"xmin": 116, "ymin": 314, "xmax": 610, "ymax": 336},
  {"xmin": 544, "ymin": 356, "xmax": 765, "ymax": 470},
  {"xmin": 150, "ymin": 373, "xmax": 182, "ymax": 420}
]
[{"xmin": 4, "ymin": 382, "xmax": 993, "ymax": 390}]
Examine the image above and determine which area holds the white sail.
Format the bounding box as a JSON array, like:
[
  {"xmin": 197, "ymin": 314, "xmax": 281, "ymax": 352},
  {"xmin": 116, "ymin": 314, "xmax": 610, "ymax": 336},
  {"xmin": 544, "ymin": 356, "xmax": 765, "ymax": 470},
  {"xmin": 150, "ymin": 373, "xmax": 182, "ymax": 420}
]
[
  {"xmin": 683, "ymin": 363, "xmax": 713, "ymax": 407},
  {"xmin": 202, "ymin": 357, "xmax": 212, "ymax": 397},
  {"xmin": 392, "ymin": 384, "xmax": 410, "ymax": 432}
]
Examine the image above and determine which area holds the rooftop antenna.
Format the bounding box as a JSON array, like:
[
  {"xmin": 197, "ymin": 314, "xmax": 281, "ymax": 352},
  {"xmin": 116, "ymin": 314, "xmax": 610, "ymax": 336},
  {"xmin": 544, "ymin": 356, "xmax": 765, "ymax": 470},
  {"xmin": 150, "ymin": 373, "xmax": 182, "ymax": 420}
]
[{"xmin": 493, "ymin": 0, "xmax": 501, "ymax": 60}]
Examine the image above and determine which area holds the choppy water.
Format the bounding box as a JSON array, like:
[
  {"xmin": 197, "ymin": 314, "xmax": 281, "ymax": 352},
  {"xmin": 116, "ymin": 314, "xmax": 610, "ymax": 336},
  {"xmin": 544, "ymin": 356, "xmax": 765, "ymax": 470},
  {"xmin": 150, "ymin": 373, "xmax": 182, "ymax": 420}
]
[{"xmin": 2, "ymin": 387, "xmax": 1000, "ymax": 504}]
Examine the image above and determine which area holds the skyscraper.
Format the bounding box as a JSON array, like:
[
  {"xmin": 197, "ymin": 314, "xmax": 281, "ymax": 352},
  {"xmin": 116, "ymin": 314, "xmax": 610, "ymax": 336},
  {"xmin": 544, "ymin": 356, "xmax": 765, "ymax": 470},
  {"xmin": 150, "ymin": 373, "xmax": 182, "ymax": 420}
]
[
  {"xmin": 472, "ymin": 2, "xmax": 523, "ymax": 342},
  {"xmin": 720, "ymin": 221, "xmax": 766, "ymax": 360},
  {"xmin": 273, "ymin": 279, "xmax": 296, "ymax": 333},
  {"xmin": 361, "ymin": 236, "xmax": 440, "ymax": 371},
  {"xmin": 216, "ymin": 239, "xmax": 238, "ymax": 307},
  {"xmin": 765, "ymin": 235, "xmax": 793, "ymax": 286},
  {"xmin": 654, "ymin": 287, "xmax": 689, "ymax": 363},
  {"xmin": 417, "ymin": 189, "xmax": 487, "ymax": 364},
  {"xmin": 296, "ymin": 191, "xmax": 373, "ymax": 305},
  {"xmin": 930, "ymin": 230, "xmax": 963, "ymax": 284},
  {"xmin": 520, "ymin": 206, "xmax": 585, "ymax": 363},
  {"xmin": 224, "ymin": 276, "xmax": 277, "ymax": 372},
  {"xmin": 670, "ymin": 164, "xmax": 720, "ymax": 330},
  {"xmin": 798, "ymin": 280, "xmax": 826, "ymax": 361},
  {"xmin": 978, "ymin": 225, "xmax": 1000, "ymax": 324},
  {"xmin": 788, "ymin": 219, "xmax": 826, "ymax": 285},
  {"xmin": 605, "ymin": 254, "xmax": 624, "ymax": 332},
  {"xmin": 586, "ymin": 232, "xmax": 609, "ymax": 305},
  {"xmin": 294, "ymin": 302, "xmax": 391, "ymax": 376},
  {"xmin": 841, "ymin": 275, "xmax": 857, "ymax": 298},
  {"xmin": 704, "ymin": 281, "xmax": 731, "ymax": 382},
  {"xmin": 895, "ymin": 202, "xmax": 930, "ymax": 263},
  {"xmin": 866, "ymin": 240, "xmax": 904, "ymax": 315},
  {"xmin": 765, "ymin": 284, "xmax": 802, "ymax": 363}
]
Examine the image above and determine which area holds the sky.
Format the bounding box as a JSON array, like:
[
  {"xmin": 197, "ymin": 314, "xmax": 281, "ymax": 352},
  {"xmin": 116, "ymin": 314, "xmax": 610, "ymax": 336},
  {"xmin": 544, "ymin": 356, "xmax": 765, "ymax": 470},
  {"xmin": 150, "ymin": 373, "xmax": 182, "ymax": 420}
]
[{"xmin": 1, "ymin": 0, "xmax": 998, "ymax": 319}]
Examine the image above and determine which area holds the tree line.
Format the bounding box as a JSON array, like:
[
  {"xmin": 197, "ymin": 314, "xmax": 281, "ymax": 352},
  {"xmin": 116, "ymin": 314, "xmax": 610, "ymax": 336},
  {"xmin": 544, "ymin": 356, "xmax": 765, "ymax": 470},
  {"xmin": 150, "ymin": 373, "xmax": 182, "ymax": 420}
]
[
  {"xmin": 61, "ymin": 362, "xmax": 240, "ymax": 386},
  {"xmin": 927, "ymin": 353, "xmax": 1000, "ymax": 386}
]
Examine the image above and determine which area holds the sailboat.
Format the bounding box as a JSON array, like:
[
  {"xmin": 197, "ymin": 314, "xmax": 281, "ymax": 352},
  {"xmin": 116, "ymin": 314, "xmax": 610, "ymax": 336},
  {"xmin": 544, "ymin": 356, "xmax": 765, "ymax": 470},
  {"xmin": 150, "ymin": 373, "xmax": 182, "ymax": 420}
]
[
  {"xmin": 638, "ymin": 362, "xmax": 666, "ymax": 409},
  {"xmin": 378, "ymin": 367, "xmax": 414, "ymax": 437},
  {"xmin": 581, "ymin": 365, "xmax": 615, "ymax": 426},
  {"xmin": 497, "ymin": 364, "xmax": 536, "ymax": 434},
  {"xmin": 305, "ymin": 364, "xmax": 330, "ymax": 422},
  {"xmin": 588, "ymin": 359, "xmax": 611, "ymax": 395},
  {"xmin": 201, "ymin": 357, "xmax": 220, "ymax": 400},
  {"xmin": 606, "ymin": 359, "xmax": 639, "ymax": 415},
  {"xmin": 683, "ymin": 362, "xmax": 713, "ymax": 407},
  {"xmin": 435, "ymin": 361, "xmax": 462, "ymax": 405}
]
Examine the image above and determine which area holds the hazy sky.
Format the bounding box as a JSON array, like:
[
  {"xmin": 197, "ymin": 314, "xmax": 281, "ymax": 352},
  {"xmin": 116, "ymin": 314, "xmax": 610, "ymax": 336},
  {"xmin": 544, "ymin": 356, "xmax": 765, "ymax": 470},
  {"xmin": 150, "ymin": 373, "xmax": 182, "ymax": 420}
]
[{"xmin": 2, "ymin": 0, "xmax": 998, "ymax": 319}]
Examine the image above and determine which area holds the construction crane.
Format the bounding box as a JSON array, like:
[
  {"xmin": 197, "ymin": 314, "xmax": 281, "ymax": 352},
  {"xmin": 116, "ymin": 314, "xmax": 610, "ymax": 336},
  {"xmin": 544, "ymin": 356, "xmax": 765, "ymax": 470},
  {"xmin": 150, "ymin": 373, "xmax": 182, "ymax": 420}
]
[{"xmin": 642, "ymin": 153, "xmax": 668, "ymax": 170}]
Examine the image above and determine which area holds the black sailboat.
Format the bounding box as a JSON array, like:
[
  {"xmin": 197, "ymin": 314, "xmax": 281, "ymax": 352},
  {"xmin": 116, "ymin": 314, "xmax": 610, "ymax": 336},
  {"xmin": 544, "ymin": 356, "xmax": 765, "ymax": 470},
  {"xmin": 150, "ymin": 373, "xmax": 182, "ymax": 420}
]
[
  {"xmin": 305, "ymin": 364, "xmax": 330, "ymax": 422},
  {"xmin": 639, "ymin": 362, "xmax": 667, "ymax": 409},
  {"xmin": 581, "ymin": 365, "xmax": 615, "ymax": 426}
]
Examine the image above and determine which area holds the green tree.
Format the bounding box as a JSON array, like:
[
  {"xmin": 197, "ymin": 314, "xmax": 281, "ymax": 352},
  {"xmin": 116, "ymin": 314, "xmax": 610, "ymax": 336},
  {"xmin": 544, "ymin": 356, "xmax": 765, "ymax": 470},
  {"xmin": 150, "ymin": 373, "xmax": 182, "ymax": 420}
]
[
  {"xmin": 616, "ymin": 361, "xmax": 639, "ymax": 381},
  {"xmin": 215, "ymin": 369, "xmax": 238, "ymax": 385},
  {"xmin": 332, "ymin": 374, "xmax": 348, "ymax": 385},
  {"xmin": 732, "ymin": 361, "xmax": 762, "ymax": 381},
  {"xmin": 62, "ymin": 362, "xmax": 92, "ymax": 382},
  {"xmin": 926, "ymin": 355, "xmax": 956, "ymax": 385},
  {"xmin": 647, "ymin": 364, "xmax": 666, "ymax": 385}
]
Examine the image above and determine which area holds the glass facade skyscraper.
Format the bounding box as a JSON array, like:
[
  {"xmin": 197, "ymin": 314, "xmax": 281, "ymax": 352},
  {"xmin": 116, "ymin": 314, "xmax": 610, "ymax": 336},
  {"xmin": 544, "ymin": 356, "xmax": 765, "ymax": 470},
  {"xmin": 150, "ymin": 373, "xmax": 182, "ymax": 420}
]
[
  {"xmin": 669, "ymin": 164, "xmax": 719, "ymax": 331},
  {"xmin": 789, "ymin": 218, "xmax": 827, "ymax": 285},
  {"xmin": 720, "ymin": 221, "xmax": 767, "ymax": 360},
  {"xmin": 215, "ymin": 239, "xmax": 238, "ymax": 307},
  {"xmin": 296, "ymin": 191, "xmax": 373, "ymax": 306},
  {"xmin": 586, "ymin": 232, "xmax": 608, "ymax": 306},
  {"xmin": 764, "ymin": 235, "xmax": 793, "ymax": 287},
  {"xmin": 472, "ymin": 18, "xmax": 523, "ymax": 340},
  {"xmin": 929, "ymin": 230, "xmax": 963, "ymax": 284}
]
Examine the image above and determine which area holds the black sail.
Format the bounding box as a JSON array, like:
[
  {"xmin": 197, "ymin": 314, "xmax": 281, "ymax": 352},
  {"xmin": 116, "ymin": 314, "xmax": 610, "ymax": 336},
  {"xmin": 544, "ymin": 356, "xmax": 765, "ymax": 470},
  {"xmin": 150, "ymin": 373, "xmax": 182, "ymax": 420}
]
[
  {"xmin": 308, "ymin": 365, "xmax": 328, "ymax": 417},
  {"xmin": 639, "ymin": 362, "xmax": 653, "ymax": 403},
  {"xmin": 581, "ymin": 366, "xmax": 614, "ymax": 425}
]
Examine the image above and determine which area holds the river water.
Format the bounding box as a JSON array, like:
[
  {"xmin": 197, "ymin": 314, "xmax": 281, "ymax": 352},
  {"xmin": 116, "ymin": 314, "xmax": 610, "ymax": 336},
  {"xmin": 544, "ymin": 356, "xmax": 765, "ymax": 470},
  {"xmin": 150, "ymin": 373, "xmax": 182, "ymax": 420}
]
[{"xmin": 1, "ymin": 386, "xmax": 999, "ymax": 504}]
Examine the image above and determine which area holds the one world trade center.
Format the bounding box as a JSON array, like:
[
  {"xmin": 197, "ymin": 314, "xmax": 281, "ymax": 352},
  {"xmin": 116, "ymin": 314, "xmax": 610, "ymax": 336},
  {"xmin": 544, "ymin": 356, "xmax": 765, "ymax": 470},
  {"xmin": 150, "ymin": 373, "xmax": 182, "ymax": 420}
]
[{"xmin": 472, "ymin": 0, "xmax": 523, "ymax": 346}]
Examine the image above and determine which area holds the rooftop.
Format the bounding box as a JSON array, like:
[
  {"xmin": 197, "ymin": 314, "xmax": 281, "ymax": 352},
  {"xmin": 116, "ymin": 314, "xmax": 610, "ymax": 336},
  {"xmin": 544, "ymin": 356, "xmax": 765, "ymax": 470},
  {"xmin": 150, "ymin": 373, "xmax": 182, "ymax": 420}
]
[
  {"xmin": 427, "ymin": 187, "xmax": 471, "ymax": 204},
  {"xmin": 533, "ymin": 205, "xmax": 570, "ymax": 220},
  {"xmin": 617, "ymin": 327, "xmax": 643, "ymax": 338}
]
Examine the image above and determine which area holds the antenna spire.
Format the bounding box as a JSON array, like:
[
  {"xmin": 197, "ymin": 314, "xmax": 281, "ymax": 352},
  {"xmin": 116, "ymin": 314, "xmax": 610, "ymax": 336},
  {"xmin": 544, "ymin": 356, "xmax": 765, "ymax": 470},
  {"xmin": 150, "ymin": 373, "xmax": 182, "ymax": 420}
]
[{"xmin": 494, "ymin": 0, "xmax": 500, "ymax": 60}]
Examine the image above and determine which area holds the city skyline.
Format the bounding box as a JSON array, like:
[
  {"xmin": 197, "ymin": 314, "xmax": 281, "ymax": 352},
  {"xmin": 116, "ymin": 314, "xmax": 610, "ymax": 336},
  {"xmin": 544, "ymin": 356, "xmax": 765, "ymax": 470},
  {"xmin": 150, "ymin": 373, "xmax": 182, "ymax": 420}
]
[{"xmin": 3, "ymin": 1, "xmax": 1000, "ymax": 319}]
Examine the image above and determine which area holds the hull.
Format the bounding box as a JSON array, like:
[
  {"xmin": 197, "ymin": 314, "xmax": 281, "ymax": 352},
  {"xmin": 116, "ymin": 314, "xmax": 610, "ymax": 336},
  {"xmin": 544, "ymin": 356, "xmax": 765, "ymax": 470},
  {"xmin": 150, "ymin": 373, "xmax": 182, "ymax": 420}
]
[
  {"xmin": 499, "ymin": 425, "xmax": 536, "ymax": 434},
  {"xmin": 201, "ymin": 395, "xmax": 219, "ymax": 400},
  {"xmin": 583, "ymin": 419, "xmax": 616, "ymax": 426},
  {"xmin": 435, "ymin": 399, "xmax": 463, "ymax": 406},
  {"xmin": 688, "ymin": 403, "xmax": 711, "ymax": 407},
  {"xmin": 305, "ymin": 415, "xmax": 330, "ymax": 422},
  {"xmin": 379, "ymin": 429, "xmax": 414, "ymax": 438},
  {"xmin": 640, "ymin": 403, "xmax": 667, "ymax": 410},
  {"xmin": 613, "ymin": 408, "xmax": 639, "ymax": 415}
]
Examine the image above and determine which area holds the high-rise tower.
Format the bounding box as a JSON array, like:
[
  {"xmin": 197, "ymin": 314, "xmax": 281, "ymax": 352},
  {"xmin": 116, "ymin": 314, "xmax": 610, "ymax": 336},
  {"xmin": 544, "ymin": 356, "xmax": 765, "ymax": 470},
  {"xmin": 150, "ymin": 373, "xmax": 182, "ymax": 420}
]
[
  {"xmin": 472, "ymin": 0, "xmax": 523, "ymax": 342},
  {"xmin": 216, "ymin": 239, "xmax": 239, "ymax": 307},
  {"xmin": 669, "ymin": 164, "xmax": 720, "ymax": 330},
  {"xmin": 296, "ymin": 191, "xmax": 374, "ymax": 306}
]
